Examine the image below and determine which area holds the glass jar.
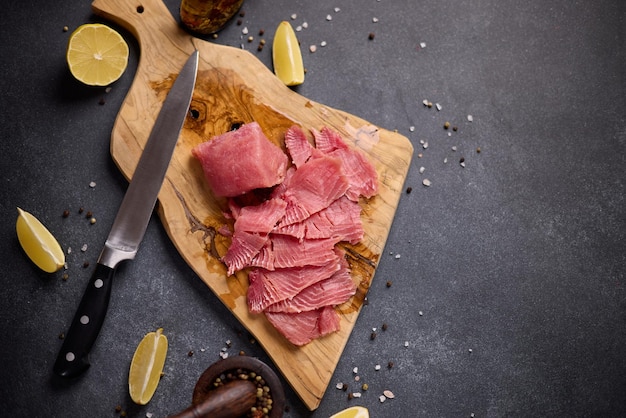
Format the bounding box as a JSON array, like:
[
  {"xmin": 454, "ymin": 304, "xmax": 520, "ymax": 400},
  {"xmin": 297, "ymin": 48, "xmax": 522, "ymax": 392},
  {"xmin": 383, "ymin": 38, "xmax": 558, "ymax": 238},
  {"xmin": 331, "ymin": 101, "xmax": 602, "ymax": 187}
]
[{"xmin": 180, "ymin": 0, "xmax": 244, "ymax": 35}]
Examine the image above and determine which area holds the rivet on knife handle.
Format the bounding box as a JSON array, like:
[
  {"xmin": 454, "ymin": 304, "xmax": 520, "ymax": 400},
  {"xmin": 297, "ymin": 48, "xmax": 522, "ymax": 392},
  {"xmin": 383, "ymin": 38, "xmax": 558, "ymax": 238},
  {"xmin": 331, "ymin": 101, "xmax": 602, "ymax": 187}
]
[{"xmin": 53, "ymin": 264, "xmax": 114, "ymax": 378}]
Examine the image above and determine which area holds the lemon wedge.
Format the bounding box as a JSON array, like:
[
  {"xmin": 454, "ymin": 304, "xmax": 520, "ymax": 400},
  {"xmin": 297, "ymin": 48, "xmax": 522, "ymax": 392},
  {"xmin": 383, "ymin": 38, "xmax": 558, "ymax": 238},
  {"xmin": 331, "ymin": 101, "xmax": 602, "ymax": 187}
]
[
  {"xmin": 272, "ymin": 21, "xmax": 305, "ymax": 86},
  {"xmin": 16, "ymin": 207, "xmax": 65, "ymax": 273},
  {"xmin": 330, "ymin": 406, "xmax": 370, "ymax": 418},
  {"xmin": 129, "ymin": 328, "xmax": 168, "ymax": 405},
  {"xmin": 66, "ymin": 23, "xmax": 129, "ymax": 86}
]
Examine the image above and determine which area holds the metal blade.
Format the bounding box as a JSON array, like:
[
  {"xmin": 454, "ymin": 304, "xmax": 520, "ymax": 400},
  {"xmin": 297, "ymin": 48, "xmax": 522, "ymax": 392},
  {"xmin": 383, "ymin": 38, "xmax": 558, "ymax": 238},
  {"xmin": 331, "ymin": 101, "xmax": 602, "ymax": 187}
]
[{"xmin": 99, "ymin": 50, "xmax": 198, "ymax": 268}]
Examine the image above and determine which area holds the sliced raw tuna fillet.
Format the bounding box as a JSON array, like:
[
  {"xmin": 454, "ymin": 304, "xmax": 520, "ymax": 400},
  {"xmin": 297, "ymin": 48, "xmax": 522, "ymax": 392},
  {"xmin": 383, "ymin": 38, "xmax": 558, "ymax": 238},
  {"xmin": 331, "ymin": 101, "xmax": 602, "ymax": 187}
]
[
  {"xmin": 192, "ymin": 122, "xmax": 289, "ymax": 197},
  {"xmin": 284, "ymin": 125, "xmax": 315, "ymax": 168},
  {"xmin": 265, "ymin": 258, "xmax": 355, "ymax": 313},
  {"xmin": 276, "ymin": 156, "xmax": 349, "ymax": 226},
  {"xmin": 274, "ymin": 196, "xmax": 363, "ymax": 244},
  {"xmin": 221, "ymin": 231, "xmax": 269, "ymax": 276},
  {"xmin": 264, "ymin": 305, "xmax": 341, "ymax": 346},
  {"xmin": 234, "ymin": 198, "xmax": 287, "ymax": 234},
  {"xmin": 247, "ymin": 257, "xmax": 342, "ymax": 313},
  {"xmin": 266, "ymin": 235, "xmax": 338, "ymax": 269},
  {"xmin": 313, "ymin": 127, "xmax": 378, "ymax": 201}
]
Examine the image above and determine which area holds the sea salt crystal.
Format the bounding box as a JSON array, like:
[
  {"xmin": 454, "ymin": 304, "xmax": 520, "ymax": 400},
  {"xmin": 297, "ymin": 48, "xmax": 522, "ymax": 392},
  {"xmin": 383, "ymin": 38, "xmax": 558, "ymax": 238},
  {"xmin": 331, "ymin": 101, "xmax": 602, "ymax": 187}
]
[
  {"xmin": 326, "ymin": 14, "xmax": 333, "ymax": 21},
  {"xmin": 384, "ymin": 390, "xmax": 395, "ymax": 399},
  {"xmin": 467, "ymin": 114, "xmax": 474, "ymax": 122},
  {"xmin": 309, "ymin": 45, "xmax": 317, "ymax": 53},
  {"xmin": 320, "ymin": 41, "xmax": 327, "ymax": 47},
  {"xmin": 302, "ymin": 22, "xmax": 308, "ymax": 29},
  {"xmin": 422, "ymin": 99, "xmax": 429, "ymax": 106},
  {"xmin": 394, "ymin": 254, "xmax": 401, "ymax": 259},
  {"xmin": 296, "ymin": 25, "xmax": 302, "ymax": 31},
  {"xmin": 379, "ymin": 395, "xmax": 387, "ymax": 403},
  {"xmin": 334, "ymin": 7, "xmax": 341, "ymax": 12},
  {"xmin": 419, "ymin": 166, "xmax": 425, "ymax": 174},
  {"xmin": 420, "ymin": 42, "xmax": 427, "ymax": 48},
  {"xmin": 404, "ymin": 341, "xmax": 410, "ymax": 347},
  {"xmin": 409, "ymin": 126, "xmax": 415, "ymax": 132},
  {"xmin": 242, "ymin": 27, "xmax": 248, "ymax": 35},
  {"xmin": 372, "ymin": 17, "xmax": 379, "ymax": 23},
  {"xmin": 291, "ymin": 13, "xmax": 297, "ymax": 20},
  {"xmin": 336, "ymin": 382, "xmax": 344, "ymax": 390},
  {"xmin": 352, "ymin": 392, "xmax": 362, "ymax": 398},
  {"xmin": 353, "ymin": 367, "xmax": 359, "ymax": 373},
  {"xmin": 452, "ymin": 146, "xmax": 457, "ymax": 151},
  {"xmin": 436, "ymin": 103, "xmax": 442, "ymax": 111},
  {"xmin": 375, "ymin": 364, "xmax": 381, "ymax": 371},
  {"xmin": 81, "ymin": 244, "xmax": 87, "ymax": 252},
  {"xmin": 422, "ymin": 179, "xmax": 432, "ymax": 187},
  {"xmin": 89, "ymin": 181, "xmax": 96, "ymax": 188},
  {"xmin": 423, "ymin": 141, "xmax": 429, "ymax": 149}
]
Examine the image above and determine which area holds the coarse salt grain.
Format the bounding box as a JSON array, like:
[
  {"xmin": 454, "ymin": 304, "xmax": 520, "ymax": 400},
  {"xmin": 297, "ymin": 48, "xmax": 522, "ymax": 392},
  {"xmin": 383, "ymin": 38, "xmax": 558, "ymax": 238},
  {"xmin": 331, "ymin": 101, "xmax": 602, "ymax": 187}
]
[
  {"xmin": 334, "ymin": 7, "xmax": 341, "ymax": 12},
  {"xmin": 404, "ymin": 341, "xmax": 409, "ymax": 347},
  {"xmin": 372, "ymin": 17, "xmax": 379, "ymax": 23},
  {"xmin": 423, "ymin": 142, "xmax": 429, "ymax": 149},
  {"xmin": 81, "ymin": 244, "xmax": 87, "ymax": 252},
  {"xmin": 352, "ymin": 392, "xmax": 362, "ymax": 398},
  {"xmin": 419, "ymin": 166, "xmax": 425, "ymax": 174},
  {"xmin": 375, "ymin": 364, "xmax": 381, "ymax": 370},
  {"xmin": 336, "ymin": 382, "xmax": 344, "ymax": 390},
  {"xmin": 420, "ymin": 42, "xmax": 427, "ymax": 48},
  {"xmin": 296, "ymin": 25, "xmax": 302, "ymax": 31},
  {"xmin": 422, "ymin": 179, "xmax": 432, "ymax": 187},
  {"xmin": 89, "ymin": 181, "xmax": 96, "ymax": 188},
  {"xmin": 436, "ymin": 103, "xmax": 442, "ymax": 111},
  {"xmin": 291, "ymin": 13, "xmax": 297, "ymax": 20},
  {"xmin": 320, "ymin": 41, "xmax": 327, "ymax": 47},
  {"xmin": 467, "ymin": 114, "xmax": 473, "ymax": 122},
  {"xmin": 422, "ymin": 99, "xmax": 429, "ymax": 106},
  {"xmin": 302, "ymin": 22, "xmax": 308, "ymax": 28},
  {"xmin": 394, "ymin": 254, "xmax": 401, "ymax": 259},
  {"xmin": 326, "ymin": 14, "xmax": 332, "ymax": 21},
  {"xmin": 309, "ymin": 45, "xmax": 317, "ymax": 53},
  {"xmin": 379, "ymin": 395, "xmax": 387, "ymax": 403},
  {"xmin": 353, "ymin": 367, "xmax": 358, "ymax": 373},
  {"xmin": 384, "ymin": 390, "xmax": 395, "ymax": 399},
  {"xmin": 409, "ymin": 126, "xmax": 415, "ymax": 132},
  {"xmin": 242, "ymin": 27, "xmax": 248, "ymax": 34},
  {"xmin": 452, "ymin": 146, "xmax": 457, "ymax": 151}
]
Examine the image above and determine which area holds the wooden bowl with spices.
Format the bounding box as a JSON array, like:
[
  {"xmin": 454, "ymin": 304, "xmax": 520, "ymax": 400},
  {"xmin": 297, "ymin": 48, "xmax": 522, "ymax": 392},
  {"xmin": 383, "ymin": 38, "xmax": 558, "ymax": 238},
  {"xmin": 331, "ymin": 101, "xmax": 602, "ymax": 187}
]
[{"xmin": 171, "ymin": 355, "xmax": 285, "ymax": 418}]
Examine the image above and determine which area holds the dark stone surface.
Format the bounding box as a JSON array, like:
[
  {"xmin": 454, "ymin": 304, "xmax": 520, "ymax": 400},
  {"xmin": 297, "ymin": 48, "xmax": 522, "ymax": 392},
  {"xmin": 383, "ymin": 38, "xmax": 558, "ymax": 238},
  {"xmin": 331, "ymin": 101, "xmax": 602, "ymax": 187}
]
[{"xmin": 1, "ymin": 0, "xmax": 624, "ymax": 417}]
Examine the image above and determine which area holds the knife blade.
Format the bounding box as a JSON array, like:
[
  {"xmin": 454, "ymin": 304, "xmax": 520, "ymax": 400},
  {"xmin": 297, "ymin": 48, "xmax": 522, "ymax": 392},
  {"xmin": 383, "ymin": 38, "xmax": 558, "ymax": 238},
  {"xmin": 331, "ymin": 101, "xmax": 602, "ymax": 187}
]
[{"xmin": 54, "ymin": 50, "xmax": 199, "ymax": 378}]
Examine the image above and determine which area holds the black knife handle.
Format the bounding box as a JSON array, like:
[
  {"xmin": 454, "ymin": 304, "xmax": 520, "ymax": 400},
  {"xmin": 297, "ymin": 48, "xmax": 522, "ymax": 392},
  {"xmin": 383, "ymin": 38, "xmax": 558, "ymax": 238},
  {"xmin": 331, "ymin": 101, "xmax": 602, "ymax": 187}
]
[{"xmin": 53, "ymin": 263, "xmax": 115, "ymax": 378}]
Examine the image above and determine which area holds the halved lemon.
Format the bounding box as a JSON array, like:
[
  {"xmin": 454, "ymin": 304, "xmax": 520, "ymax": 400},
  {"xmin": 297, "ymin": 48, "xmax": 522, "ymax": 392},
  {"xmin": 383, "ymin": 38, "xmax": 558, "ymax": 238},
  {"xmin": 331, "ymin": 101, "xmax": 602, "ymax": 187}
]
[
  {"xmin": 16, "ymin": 207, "xmax": 65, "ymax": 273},
  {"xmin": 330, "ymin": 406, "xmax": 370, "ymax": 418},
  {"xmin": 129, "ymin": 328, "xmax": 168, "ymax": 405},
  {"xmin": 66, "ymin": 23, "xmax": 129, "ymax": 86}
]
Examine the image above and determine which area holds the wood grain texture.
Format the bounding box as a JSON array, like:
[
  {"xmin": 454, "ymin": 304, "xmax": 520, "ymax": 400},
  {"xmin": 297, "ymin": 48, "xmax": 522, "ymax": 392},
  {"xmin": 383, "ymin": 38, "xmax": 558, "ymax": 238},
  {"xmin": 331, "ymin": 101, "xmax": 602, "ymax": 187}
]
[{"xmin": 92, "ymin": 0, "xmax": 413, "ymax": 410}]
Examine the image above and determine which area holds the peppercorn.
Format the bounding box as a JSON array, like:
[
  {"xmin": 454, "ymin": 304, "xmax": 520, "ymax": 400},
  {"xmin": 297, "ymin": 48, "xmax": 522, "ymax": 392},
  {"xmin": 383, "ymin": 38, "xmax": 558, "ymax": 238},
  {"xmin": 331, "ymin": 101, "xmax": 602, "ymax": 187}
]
[
  {"xmin": 444, "ymin": 121, "xmax": 450, "ymax": 130},
  {"xmin": 382, "ymin": 323, "xmax": 388, "ymax": 331},
  {"xmin": 386, "ymin": 280, "xmax": 392, "ymax": 288},
  {"xmin": 406, "ymin": 186, "xmax": 412, "ymax": 194},
  {"xmin": 62, "ymin": 210, "xmax": 70, "ymax": 218},
  {"xmin": 188, "ymin": 350, "xmax": 194, "ymax": 357},
  {"xmin": 59, "ymin": 332, "xmax": 65, "ymax": 339},
  {"xmin": 370, "ymin": 332, "xmax": 377, "ymax": 340},
  {"xmin": 83, "ymin": 261, "xmax": 90, "ymax": 268},
  {"xmin": 388, "ymin": 361, "xmax": 394, "ymax": 369},
  {"xmin": 259, "ymin": 29, "xmax": 265, "ymax": 36},
  {"xmin": 78, "ymin": 207, "xmax": 84, "ymax": 214},
  {"xmin": 368, "ymin": 32, "xmax": 375, "ymax": 40}
]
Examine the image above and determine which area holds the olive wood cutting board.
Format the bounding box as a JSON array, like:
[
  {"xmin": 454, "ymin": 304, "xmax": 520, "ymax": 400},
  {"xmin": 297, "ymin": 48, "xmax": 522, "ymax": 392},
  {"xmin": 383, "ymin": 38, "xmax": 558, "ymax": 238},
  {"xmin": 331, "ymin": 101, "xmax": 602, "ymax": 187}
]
[{"xmin": 92, "ymin": 0, "xmax": 413, "ymax": 410}]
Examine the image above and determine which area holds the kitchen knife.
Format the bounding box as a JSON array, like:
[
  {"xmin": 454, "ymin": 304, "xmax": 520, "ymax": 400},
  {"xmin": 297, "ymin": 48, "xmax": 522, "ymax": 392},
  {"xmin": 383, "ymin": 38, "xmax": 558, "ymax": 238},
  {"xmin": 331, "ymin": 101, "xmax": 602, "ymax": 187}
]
[{"xmin": 54, "ymin": 50, "xmax": 199, "ymax": 378}]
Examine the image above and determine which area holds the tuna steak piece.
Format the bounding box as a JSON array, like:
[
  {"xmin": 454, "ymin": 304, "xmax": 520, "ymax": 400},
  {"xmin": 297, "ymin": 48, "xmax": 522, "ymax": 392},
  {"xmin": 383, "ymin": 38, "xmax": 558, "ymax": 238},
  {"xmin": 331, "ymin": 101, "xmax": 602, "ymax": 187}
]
[
  {"xmin": 247, "ymin": 255, "xmax": 342, "ymax": 313},
  {"xmin": 264, "ymin": 305, "xmax": 341, "ymax": 346},
  {"xmin": 265, "ymin": 257, "xmax": 356, "ymax": 313},
  {"xmin": 192, "ymin": 122, "xmax": 289, "ymax": 197}
]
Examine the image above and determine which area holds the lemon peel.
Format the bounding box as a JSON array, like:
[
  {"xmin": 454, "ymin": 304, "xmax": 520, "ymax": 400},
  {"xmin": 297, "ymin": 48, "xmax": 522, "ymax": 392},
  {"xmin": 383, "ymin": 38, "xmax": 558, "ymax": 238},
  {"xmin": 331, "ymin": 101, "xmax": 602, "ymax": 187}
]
[
  {"xmin": 16, "ymin": 207, "xmax": 65, "ymax": 273},
  {"xmin": 66, "ymin": 23, "xmax": 129, "ymax": 86},
  {"xmin": 129, "ymin": 328, "xmax": 168, "ymax": 405}
]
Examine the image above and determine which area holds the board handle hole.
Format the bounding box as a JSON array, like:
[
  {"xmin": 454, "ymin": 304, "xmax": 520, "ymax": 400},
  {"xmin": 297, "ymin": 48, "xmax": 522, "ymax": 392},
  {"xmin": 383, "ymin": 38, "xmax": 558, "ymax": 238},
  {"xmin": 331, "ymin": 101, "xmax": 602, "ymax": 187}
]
[{"xmin": 136, "ymin": 5, "xmax": 144, "ymax": 13}]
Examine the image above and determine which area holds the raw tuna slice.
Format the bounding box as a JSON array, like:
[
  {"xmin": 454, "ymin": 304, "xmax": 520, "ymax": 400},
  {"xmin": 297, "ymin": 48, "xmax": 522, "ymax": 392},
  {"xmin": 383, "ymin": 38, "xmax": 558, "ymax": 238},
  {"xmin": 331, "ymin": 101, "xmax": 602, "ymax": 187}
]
[
  {"xmin": 284, "ymin": 125, "xmax": 315, "ymax": 168},
  {"xmin": 268, "ymin": 235, "xmax": 338, "ymax": 269},
  {"xmin": 247, "ymin": 257, "xmax": 342, "ymax": 313},
  {"xmin": 313, "ymin": 127, "xmax": 379, "ymax": 201},
  {"xmin": 274, "ymin": 196, "xmax": 363, "ymax": 244},
  {"xmin": 265, "ymin": 258, "xmax": 356, "ymax": 313},
  {"xmin": 192, "ymin": 122, "xmax": 289, "ymax": 197},
  {"xmin": 276, "ymin": 156, "xmax": 349, "ymax": 226},
  {"xmin": 221, "ymin": 231, "xmax": 269, "ymax": 276},
  {"xmin": 265, "ymin": 305, "xmax": 341, "ymax": 346},
  {"xmin": 234, "ymin": 198, "xmax": 287, "ymax": 234}
]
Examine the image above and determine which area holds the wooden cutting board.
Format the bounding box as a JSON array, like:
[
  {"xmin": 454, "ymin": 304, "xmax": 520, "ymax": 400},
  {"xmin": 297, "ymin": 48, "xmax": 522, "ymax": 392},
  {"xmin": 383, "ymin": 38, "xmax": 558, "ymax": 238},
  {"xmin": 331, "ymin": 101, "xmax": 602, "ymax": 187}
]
[{"xmin": 93, "ymin": 0, "xmax": 413, "ymax": 410}]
